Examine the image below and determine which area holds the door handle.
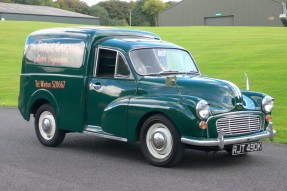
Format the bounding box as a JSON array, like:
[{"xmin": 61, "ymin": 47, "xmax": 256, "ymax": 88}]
[{"xmin": 90, "ymin": 82, "xmax": 101, "ymax": 90}]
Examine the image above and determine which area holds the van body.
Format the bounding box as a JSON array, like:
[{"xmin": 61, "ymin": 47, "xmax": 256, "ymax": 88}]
[{"xmin": 18, "ymin": 27, "xmax": 275, "ymax": 166}]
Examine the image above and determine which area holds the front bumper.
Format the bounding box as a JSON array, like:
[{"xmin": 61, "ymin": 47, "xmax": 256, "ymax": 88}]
[{"xmin": 181, "ymin": 122, "xmax": 276, "ymax": 150}]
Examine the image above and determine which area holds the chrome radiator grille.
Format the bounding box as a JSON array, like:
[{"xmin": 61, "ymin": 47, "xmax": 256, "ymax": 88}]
[{"xmin": 216, "ymin": 115, "xmax": 261, "ymax": 135}]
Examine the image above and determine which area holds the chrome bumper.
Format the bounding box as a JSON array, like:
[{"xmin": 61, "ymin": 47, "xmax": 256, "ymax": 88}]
[{"xmin": 181, "ymin": 122, "xmax": 276, "ymax": 150}]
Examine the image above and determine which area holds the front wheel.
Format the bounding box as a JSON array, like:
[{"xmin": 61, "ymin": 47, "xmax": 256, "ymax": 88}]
[
  {"xmin": 140, "ymin": 114, "xmax": 184, "ymax": 167},
  {"xmin": 34, "ymin": 104, "xmax": 66, "ymax": 147}
]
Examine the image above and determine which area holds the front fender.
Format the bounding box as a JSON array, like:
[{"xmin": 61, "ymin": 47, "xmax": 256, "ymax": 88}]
[
  {"xmin": 127, "ymin": 95, "xmax": 206, "ymax": 142},
  {"xmin": 242, "ymin": 91, "xmax": 267, "ymax": 110}
]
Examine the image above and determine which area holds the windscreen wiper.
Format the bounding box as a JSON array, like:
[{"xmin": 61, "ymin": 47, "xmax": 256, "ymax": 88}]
[
  {"xmin": 145, "ymin": 70, "xmax": 179, "ymax": 76},
  {"xmin": 186, "ymin": 70, "xmax": 199, "ymax": 74},
  {"xmin": 145, "ymin": 70, "xmax": 198, "ymax": 76},
  {"xmin": 158, "ymin": 70, "xmax": 179, "ymax": 75}
]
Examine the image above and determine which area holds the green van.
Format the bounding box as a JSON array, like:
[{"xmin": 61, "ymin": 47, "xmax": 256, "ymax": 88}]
[{"xmin": 18, "ymin": 27, "xmax": 275, "ymax": 166}]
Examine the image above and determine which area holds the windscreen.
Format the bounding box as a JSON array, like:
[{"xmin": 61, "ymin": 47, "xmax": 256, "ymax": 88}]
[{"xmin": 130, "ymin": 48, "xmax": 198, "ymax": 75}]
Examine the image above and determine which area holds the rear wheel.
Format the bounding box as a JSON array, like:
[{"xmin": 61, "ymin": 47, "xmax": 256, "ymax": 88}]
[
  {"xmin": 34, "ymin": 104, "xmax": 66, "ymax": 147},
  {"xmin": 140, "ymin": 114, "xmax": 184, "ymax": 167}
]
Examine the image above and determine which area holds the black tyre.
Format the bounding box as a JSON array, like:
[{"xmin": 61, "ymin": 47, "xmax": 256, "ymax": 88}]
[
  {"xmin": 34, "ymin": 104, "xmax": 66, "ymax": 147},
  {"xmin": 140, "ymin": 114, "xmax": 184, "ymax": 167}
]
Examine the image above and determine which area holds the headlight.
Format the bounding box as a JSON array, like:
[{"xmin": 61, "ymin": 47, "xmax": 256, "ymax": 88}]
[
  {"xmin": 262, "ymin": 95, "xmax": 274, "ymax": 113},
  {"xmin": 196, "ymin": 100, "xmax": 210, "ymax": 120}
]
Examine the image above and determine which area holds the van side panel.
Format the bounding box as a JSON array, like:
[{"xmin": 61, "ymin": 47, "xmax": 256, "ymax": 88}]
[{"xmin": 18, "ymin": 32, "xmax": 89, "ymax": 132}]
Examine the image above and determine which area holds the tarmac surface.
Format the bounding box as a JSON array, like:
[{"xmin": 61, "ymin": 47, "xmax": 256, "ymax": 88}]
[{"xmin": 0, "ymin": 107, "xmax": 286, "ymax": 191}]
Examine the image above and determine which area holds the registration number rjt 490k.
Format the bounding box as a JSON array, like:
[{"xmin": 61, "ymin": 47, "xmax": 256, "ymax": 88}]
[{"xmin": 232, "ymin": 142, "xmax": 262, "ymax": 155}]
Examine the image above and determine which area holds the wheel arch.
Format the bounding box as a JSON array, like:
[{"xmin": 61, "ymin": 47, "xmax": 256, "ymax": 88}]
[
  {"xmin": 27, "ymin": 89, "xmax": 60, "ymax": 126},
  {"xmin": 127, "ymin": 96, "xmax": 202, "ymax": 143},
  {"xmin": 135, "ymin": 111, "xmax": 177, "ymax": 142}
]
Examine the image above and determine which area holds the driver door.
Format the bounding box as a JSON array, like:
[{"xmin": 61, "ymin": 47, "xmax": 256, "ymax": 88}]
[{"xmin": 86, "ymin": 48, "xmax": 136, "ymax": 138}]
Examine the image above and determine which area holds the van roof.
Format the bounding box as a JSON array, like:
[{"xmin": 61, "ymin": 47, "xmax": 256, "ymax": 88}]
[
  {"xmin": 30, "ymin": 27, "xmax": 161, "ymax": 40},
  {"xmin": 98, "ymin": 37, "xmax": 183, "ymax": 53}
]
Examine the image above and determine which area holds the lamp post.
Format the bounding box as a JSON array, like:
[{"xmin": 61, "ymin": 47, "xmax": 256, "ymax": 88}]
[{"xmin": 129, "ymin": 9, "xmax": 132, "ymax": 27}]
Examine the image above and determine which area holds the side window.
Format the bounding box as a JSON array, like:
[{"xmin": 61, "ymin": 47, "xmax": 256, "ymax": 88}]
[
  {"xmin": 97, "ymin": 49, "xmax": 117, "ymax": 78},
  {"xmin": 96, "ymin": 48, "xmax": 131, "ymax": 79},
  {"xmin": 115, "ymin": 54, "xmax": 130, "ymax": 78}
]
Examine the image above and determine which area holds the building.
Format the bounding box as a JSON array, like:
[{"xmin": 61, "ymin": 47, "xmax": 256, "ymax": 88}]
[
  {"xmin": 159, "ymin": 0, "xmax": 287, "ymax": 26},
  {"xmin": 0, "ymin": 2, "xmax": 100, "ymax": 25}
]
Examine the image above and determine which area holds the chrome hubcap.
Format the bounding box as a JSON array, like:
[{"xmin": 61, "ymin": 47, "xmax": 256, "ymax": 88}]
[
  {"xmin": 146, "ymin": 123, "xmax": 173, "ymax": 160},
  {"xmin": 38, "ymin": 111, "xmax": 56, "ymax": 140},
  {"xmin": 152, "ymin": 132, "xmax": 166, "ymax": 150},
  {"xmin": 42, "ymin": 118, "xmax": 51, "ymax": 133}
]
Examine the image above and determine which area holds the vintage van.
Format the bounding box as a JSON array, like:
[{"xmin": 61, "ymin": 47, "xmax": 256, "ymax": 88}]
[{"xmin": 18, "ymin": 27, "xmax": 275, "ymax": 166}]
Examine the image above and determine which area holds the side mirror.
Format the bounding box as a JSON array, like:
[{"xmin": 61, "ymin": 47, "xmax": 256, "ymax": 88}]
[{"xmin": 165, "ymin": 75, "xmax": 177, "ymax": 86}]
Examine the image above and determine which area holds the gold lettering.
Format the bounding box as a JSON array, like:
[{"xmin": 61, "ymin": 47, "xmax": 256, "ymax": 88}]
[
  {"xmin": 29, "ymin": 42, "xmax": 84, "ymax": 55},
  {"xmin": 35, "ymin": 55, "xmax": 47, "ymax": 63}
]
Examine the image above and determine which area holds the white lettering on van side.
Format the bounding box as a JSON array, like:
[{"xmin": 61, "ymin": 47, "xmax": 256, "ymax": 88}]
[
  {"xmin": 47, "ymin": 56, "xmax": 68, "ymax": 66},
  {"xmin": 27, "ymin": 42, "xmax": 85, "ymax": 67},
  {"xmin": 29, "ymin": 42, "xmax": 85, "ymax": 55}
]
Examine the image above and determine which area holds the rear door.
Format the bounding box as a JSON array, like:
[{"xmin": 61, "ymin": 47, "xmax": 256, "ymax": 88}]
[{"xmin": 86, "ymin": 48, "xmax": 136, "ymax": 138}]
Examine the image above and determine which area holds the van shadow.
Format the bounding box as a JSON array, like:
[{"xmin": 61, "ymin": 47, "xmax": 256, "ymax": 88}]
[
  {"xmin": 60, "ymin": 133, "xmax": 146, "ymax": 164},
  {"xmin": 60, "ymin": 133, "xmax": 265, "ymax": 169}
]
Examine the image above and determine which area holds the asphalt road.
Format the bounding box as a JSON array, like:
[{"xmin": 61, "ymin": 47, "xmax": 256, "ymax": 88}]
[{"xmin": 0, "ymin": 107, "xmax": 286, "ymax": 191}]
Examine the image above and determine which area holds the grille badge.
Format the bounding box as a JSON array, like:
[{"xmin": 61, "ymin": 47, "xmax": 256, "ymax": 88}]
[{"xmin": 236, "ymin": 103, "xmax": 244, "ymax": 110}]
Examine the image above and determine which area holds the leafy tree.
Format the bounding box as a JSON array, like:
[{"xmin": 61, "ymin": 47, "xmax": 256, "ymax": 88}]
[
  {"xmin": 98, "ymin": 0, "xmax": 131, "ymax": 24},
  {"xmin": 88, "ymin": 4, "xmax": 128, "ymax": 26},
  {"xmin": 56, "ymin": 0, "xmax": 89, "ymax": 14},
  {"xmin": 0, "ymin": 0, "xmax": 13, "ymax": 3},
  {"xmin": 142, "ymin": 0, "xmax": 166, "ymax": 26},
  {"xmin": 1, "ymin": 0, "xmax": 178, "ymax": 26},
  {"xmin": 165, "ymin": 1, "xmax": 178, "ymax": 9},
  {"xmin": 131, "ymin": 0, "xmax": 153, "ymax": 26},
  {"xmin": 109, "ymin": 19, "xmax": 129, "ymax": 26},
  {"xmin": 5, "ymin": 0, "xmax": 58, "ymax": 7},
  {"xmin": 88, "ymin": 4, "xmax": 109, "ymax": 25}
]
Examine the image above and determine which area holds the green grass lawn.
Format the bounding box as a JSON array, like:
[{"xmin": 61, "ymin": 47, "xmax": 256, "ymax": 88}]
[{"xmin": 0, "ymin": 21, "xmax": 286, "ymax": 143}]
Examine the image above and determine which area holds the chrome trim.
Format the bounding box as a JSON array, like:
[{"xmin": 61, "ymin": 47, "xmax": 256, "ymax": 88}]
[
  {"xmin": 85, "ymin": 125, "xmax": 102, "ymax": 133},
  {"xmin": 218, "ymin": 128, "xmax": 225, "ymax": 150},
  {"xmin": 93, "ymin": 47, "xmax": 98, "ymax": 76},
  {"xmin": 196, "ymin": 100, "xmax": 210, "ymax": 120},
  {"xmin": 222, "ymin": 80, "xmax": 242, "ymax": 99},
  {"xmin": 114, "ymin": 52, "xmax": 134, "ymax": 79},
  {"xmin": 95, "ymin": 47, "xmax": 134, "ymax": 79},
  {"xmin": 20, "ymin": 73, "xmax": 84, "ymax": 78},
  {"xmin": 267, "ymin": 122, "xmax": 275, "ymax": 141},
  {"xmin": 207, "ymin": 111, "xmax": 263, "ymax": 123},
  {"xmin": 181, "ymin": 123, "xmax": 276, "ymax": 149},
  {"xmin": 84, "ymin": 125, "xmax": 127, "ymax": 142},
  {"xmin": 262, "ymin": 95, "xmax": 274, "ymax": 113},
  {"xmin": 216, "ymin": 115, "xmax": 262, "ymax": 136},
  {"xmin": 206, "ymin": 111, "xmax": 263, "ymax": 138}
]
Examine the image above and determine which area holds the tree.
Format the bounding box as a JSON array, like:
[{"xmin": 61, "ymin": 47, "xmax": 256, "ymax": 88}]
[
  {"xmin": 142, "ymin": 0, "xmax": 166, "ymax": 26},
  {"xmin": 0, "ymin": 0, "xmax": 13, "ymax": 3},
  {"xmin": 6, "ymin": 0, "xmax": 58, "ymax": 7},
  {"xmin": 56, "ymin": 0, "xmax": 89, "ymax": 14},
  {"xmin": 88, "ymin": 4, "xmax": 128, "ymax": 26},
  {"xmin": 131, "ymin": 0, "xmax": 153, "ymax": 26},
  {"xmin": 98, "ymin": 0, "xmax": 131, "ymax": 24},
  {"xmin": 88, "ymin": 4, "xmax": 110, "ymax": 25},
  {"xmin": 165, "ymin": 1, "xmax": 178, "ymax": 9}
]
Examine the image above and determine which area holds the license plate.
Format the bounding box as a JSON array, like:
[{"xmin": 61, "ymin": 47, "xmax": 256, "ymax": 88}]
[{"xmin": 232, "ymin": 142, "xmax": 262, "ymax": 155}]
